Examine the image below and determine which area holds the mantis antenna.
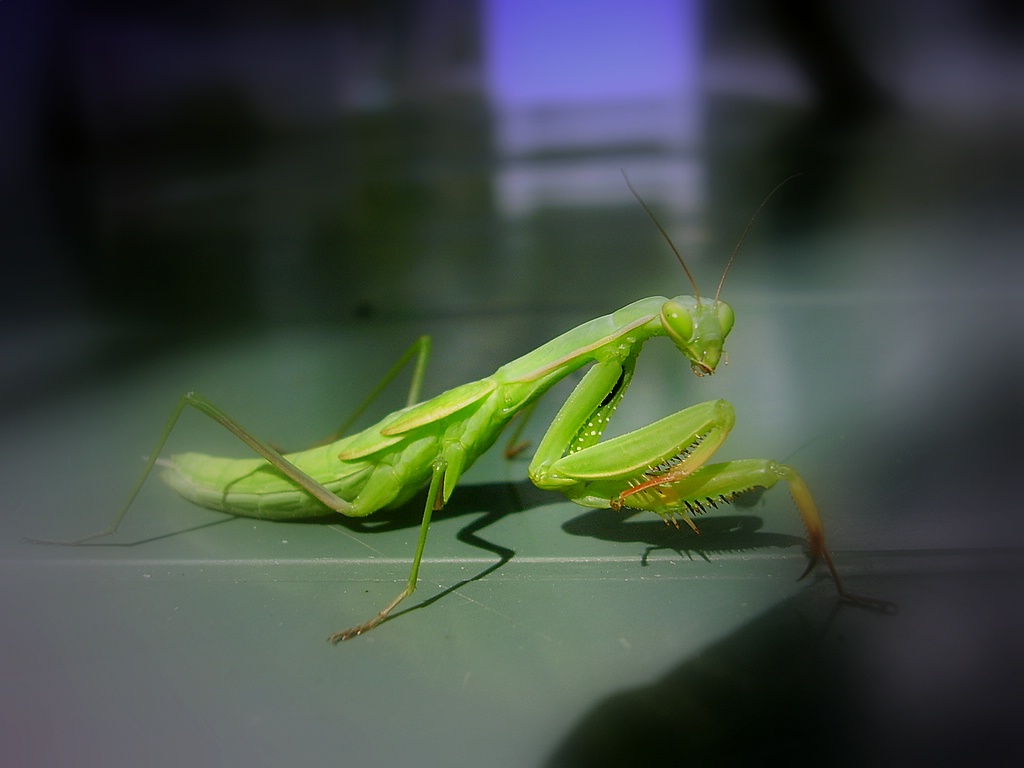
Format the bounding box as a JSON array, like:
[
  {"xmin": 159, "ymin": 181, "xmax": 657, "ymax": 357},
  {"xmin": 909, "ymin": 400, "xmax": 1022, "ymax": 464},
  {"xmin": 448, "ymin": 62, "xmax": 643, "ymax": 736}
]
[
  {"xmin": 714, "ymin": 174, "xmax": 801, "ymax": 303},
  {"xmin": 621, "ymin": 170, "xmax": 801, "ymax": 305},
  {"xmin": 621, "ymin": 170, "xmax": 701, "ymax": 301}
]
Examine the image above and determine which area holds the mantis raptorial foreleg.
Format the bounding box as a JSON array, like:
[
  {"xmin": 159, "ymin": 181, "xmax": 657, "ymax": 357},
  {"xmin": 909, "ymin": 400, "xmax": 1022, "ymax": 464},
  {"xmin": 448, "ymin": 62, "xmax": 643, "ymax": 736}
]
[{"xmin": 529, "ymin": 350, "xmax": 895, "ymax": 613}]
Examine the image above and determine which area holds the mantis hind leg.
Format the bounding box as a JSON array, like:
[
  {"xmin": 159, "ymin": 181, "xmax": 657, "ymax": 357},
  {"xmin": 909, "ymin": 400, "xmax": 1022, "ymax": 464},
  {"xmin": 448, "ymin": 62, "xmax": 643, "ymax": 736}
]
[
  {"xmin": 28, "ymin": 391, "xmax": 357, "ymax": 546},
  {"xmin": 315, "ymin": 335, "xmax": 432, "ymax": 446}
]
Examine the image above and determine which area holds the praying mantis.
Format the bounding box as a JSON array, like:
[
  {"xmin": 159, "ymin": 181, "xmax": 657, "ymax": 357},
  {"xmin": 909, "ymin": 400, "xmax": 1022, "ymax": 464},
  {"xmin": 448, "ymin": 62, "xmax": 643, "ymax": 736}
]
[{"xmin": 34, "ymin": 176, "xmax": 890, "ymax": 642}]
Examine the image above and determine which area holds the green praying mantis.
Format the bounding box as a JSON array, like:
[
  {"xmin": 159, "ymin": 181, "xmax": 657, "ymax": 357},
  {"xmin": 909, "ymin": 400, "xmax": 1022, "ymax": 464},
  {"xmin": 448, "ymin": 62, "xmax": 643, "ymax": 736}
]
[{"xmin": 34, "ymin": 176, "xmax": 890, "ymax": 642}]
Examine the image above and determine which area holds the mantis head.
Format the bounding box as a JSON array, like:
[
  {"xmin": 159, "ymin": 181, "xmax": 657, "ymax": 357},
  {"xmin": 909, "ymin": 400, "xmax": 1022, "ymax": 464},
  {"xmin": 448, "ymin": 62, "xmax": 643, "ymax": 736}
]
[
  {"xmin": 660, "ymin": 296, "xmax": 735, "ymax": 376},
  {"xmin": 618, "ymin": 173, "xmax": 736, "ymax": 376},
  {"xmin": 622, "ymin": 169, "xmax": 794, "ymax": 378}
]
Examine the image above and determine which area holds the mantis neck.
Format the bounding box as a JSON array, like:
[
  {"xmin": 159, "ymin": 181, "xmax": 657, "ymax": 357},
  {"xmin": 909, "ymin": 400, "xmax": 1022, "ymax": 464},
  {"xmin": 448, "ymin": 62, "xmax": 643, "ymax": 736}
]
[{"xmin": 493, "ymin": 297, "xmax": 669, "ymax": 389}]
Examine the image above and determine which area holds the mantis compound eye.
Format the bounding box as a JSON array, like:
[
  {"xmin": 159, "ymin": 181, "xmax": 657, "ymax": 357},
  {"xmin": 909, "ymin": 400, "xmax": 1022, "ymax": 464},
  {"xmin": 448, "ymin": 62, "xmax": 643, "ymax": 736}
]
[
  {"xmin": 715, "ymin": 301, "xmax": 735, "ymax": 337},
  {"xmin": 660, "ymin": 300, "xmax": 694, "ymax": 345}
]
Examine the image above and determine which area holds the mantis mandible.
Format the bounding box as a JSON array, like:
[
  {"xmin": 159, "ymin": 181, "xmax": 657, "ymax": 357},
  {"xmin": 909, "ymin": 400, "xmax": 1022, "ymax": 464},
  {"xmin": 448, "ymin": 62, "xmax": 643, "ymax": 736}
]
[{"xmin": 35, "ymin": 176, "xmax": 890, "ymax": 641}]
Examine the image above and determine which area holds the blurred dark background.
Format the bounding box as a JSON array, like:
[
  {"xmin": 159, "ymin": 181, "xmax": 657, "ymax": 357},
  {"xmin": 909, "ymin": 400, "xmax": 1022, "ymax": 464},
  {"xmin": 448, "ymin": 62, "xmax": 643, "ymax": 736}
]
[{"xmin": 3, "ymin": 0, "xmax": 1020, "ymax": 330}]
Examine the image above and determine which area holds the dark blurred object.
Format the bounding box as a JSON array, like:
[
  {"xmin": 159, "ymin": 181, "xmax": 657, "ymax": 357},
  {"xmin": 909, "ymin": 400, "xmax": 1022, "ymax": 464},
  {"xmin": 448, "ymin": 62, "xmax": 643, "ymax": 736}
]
[{"xmin": 5, "ymin": 0, "xmax": 491, "ymax": 329}]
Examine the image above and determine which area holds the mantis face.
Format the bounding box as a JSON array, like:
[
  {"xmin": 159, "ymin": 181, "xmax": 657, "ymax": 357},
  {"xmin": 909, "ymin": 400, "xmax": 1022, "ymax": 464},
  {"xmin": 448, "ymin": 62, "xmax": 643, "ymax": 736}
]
[{"xmin": 660, "ymin": 296, "xmax": 735, "ymax": 376}]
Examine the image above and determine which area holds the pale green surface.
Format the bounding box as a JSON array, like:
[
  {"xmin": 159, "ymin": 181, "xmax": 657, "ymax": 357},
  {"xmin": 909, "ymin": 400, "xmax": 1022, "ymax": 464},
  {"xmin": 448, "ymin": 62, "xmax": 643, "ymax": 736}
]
[{"xmin": 3, "ymin": 296, "xmax": 1021, "ymax": 764}]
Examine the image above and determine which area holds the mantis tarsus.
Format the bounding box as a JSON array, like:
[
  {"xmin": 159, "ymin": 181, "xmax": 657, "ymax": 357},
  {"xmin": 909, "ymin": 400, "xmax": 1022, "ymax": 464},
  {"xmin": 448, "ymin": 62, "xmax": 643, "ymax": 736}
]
[{"xmin": 34, "ymin": 177, "xmax": 892, "ymax": 642}]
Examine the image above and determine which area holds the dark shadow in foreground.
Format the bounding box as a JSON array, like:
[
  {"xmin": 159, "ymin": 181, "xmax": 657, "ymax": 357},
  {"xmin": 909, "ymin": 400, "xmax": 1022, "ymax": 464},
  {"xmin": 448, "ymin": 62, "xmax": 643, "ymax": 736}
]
[
  {"xmin": 546, "ymin": 587, "xmax": 861, "ymax": 767},
  {"xmin": 546, "ymin": 566, "xmax": 1024, "ymax": 767}
]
